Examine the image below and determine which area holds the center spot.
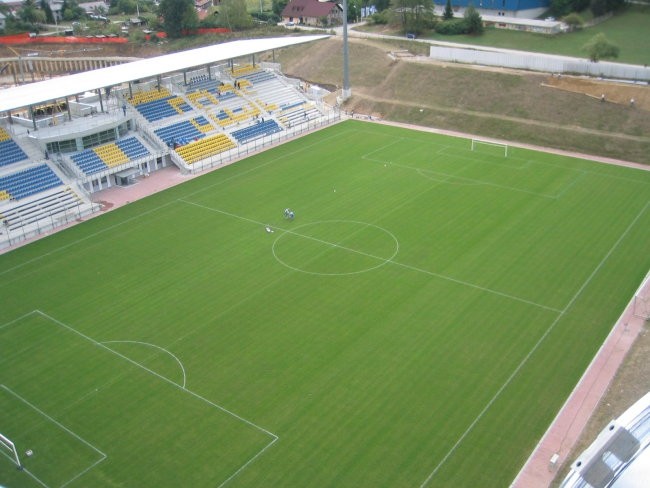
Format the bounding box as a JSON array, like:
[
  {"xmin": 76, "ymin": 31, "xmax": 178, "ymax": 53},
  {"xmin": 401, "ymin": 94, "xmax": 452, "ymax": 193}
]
[{"xmin": 272, "ymin": 220, "xmax": 399, "ymax": 276}]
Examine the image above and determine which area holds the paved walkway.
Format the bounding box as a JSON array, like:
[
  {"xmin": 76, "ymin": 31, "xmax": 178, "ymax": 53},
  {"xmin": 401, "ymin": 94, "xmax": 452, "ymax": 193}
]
[{"xmin": 512, "ymin": 288, "xmax": 648, "ymax": 487}]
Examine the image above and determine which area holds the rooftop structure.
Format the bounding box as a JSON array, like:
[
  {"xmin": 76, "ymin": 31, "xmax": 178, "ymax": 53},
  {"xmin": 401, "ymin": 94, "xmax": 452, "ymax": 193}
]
[{"xmin": 560, "ymin": 392, "xmax": 650, "ymax": 488}]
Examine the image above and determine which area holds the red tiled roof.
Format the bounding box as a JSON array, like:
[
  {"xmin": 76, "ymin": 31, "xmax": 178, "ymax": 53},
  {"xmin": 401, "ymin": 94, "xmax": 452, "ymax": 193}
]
[{"xmin": 281, "ymin": 0, "xmax": 340, "ymax": 18}]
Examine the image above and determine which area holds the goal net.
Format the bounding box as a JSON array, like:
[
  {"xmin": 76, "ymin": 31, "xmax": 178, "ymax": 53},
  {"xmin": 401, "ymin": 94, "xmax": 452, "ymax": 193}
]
[
  {"xmin": 0, "ymin": 432, "xmax": 21, "ymax": 469},
  {"xmin": 632, "ymin": 273, "xmax": 650, "ymax": 321},
  {"xmin": 471, "ymin": 138, "xmax": 509, "ymax": 157}
]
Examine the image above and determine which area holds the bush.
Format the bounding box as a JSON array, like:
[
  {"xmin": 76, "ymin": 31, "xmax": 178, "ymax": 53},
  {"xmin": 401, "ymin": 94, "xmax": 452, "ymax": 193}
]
[
  {"xmin": 562, "ymin": 12, "xmax": 583, "ymax": 30},
  {"xmin": 464, "ymin": 5, "xmax": 483, "ymax": 34},
  {"xmin": 435, "ymin": 18, "xmax": 468, "ymax": 35},
  {"xmin": 368, "ymin": 10, "xmax": 390, "ymax": 25},
  {"xmin": 582, "ymin": 32, "xmax": 619, "ymax": 61},
  {"xmin": 129, "ymin": 29, "xmax": 145, "ymax": 43},
  {"xmin": 251, "ymin": 11, "xmax": 281, "ymax": 24}
]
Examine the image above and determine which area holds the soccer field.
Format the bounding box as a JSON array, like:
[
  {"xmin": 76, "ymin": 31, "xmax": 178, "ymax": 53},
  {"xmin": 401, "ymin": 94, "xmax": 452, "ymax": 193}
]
[{"xmin": 2, "ymin": 120, "xmax": 649, "ymax": 487}]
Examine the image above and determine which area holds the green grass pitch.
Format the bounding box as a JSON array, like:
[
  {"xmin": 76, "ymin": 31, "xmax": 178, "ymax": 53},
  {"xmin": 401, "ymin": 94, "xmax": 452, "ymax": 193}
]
[{"xmin": 1, "ymin": 120, "xmax": 649, "ymax": 487}]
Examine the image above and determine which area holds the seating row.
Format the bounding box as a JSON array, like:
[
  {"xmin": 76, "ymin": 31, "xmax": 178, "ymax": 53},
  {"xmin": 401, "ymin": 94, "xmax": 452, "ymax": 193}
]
[
  {"xmin": 175, "ymin": 134, "xmax": 236, "ymax": 165},
  {"xmin": 71, "ymin": 150, "xmax": 108, "ymax": 175},
  {"xmin": 135, "ymin": 96, "xmax": 193, "ymax": 123},
  {"xmin": 0, "ymin": 164, "xmax": 63, "ymax": 200},
  {"xmin": 70, "ymin": 136, "xmax": 150, "ymax": 175},
  {"xmin": 187, "ymin": 89, "xmax": 219, "ymax": 109},
  {"xmin": 2, "ymin": 187, "xmax": 82, "ymax": 231},
  {"xmin": 94, "ymin": 144, "xmax": 130, "ymax": 168},
  {"xmin": 229, "ymin": 64, "xmax": 258, "ymax": 77},
  {"xmin": 115, "ymin": 137, "xmax": 150, "ymax": 160},
  {"xmin": 0, "ymin": 139, "xmax": 29, "ymax": 167},
  {"xmin": 190, "ymin": 116, "xmax": 214, "ymax": 134},
  {"xmin": 187, "ymin": 77, "xmax": 223, "ymax": 93},
  {"xmin": 239, "ymin": 70, "xmax": 276, "ymax": 85},
  {"xmin": 231, "ymin": 119, "xmax": 283, "ymax": 144},
  {"xmin": 154, "ymin": 118, "xmax": 208, "ymax": 147},
  {"xmin": 211, "ymin": 104, "xmax": 261, "ymax": 128},
  {"xmin": 129, "ymin": 88, "xmax": 172, "ymax": 106}
]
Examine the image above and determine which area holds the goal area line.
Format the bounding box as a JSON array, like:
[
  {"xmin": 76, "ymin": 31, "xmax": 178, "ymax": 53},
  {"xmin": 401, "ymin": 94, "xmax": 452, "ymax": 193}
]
[
  {"xmin": 1, "ymin": 384, "xmax": 107, "ymax": 488},
  {"xmin": 1, "ymin": 310, "xmax": 279, "ymax": 487}
]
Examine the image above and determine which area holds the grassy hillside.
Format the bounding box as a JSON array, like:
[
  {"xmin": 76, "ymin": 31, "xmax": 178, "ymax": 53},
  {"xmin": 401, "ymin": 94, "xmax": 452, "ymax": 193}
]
[{"xmin": 270, "ymin": 37, "xmax": 650, "ymax": 164}]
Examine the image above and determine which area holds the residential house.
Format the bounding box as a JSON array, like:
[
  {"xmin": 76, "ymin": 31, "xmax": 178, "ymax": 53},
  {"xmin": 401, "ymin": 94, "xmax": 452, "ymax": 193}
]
[{"xmin": 281, "ymin": 0, "xmax": 343, "ymax": 27}]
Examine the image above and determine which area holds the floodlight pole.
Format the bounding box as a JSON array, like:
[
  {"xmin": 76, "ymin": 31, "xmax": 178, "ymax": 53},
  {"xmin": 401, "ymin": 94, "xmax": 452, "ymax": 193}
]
[{"xmin": 341, "ymin": 0, "xmax": 351, "ymax": 100}]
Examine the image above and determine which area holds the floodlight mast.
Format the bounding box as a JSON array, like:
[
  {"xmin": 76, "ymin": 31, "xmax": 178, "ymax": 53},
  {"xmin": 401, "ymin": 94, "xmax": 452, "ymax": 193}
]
[{"xmin": 341, "ymin": 0, "xmax": 351, "ymax": 100}]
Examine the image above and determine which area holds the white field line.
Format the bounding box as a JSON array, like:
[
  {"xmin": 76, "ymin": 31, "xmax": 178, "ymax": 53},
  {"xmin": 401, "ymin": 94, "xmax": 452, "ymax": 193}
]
[
  {"xmin": 34, "ymin": 310, "xmax": 278, "ymax": 441},
  {"xmin": 412, "ymin": 164, "xmax": 560, "ymax": 198},
  {"xmin": 1, "ymin": 384, "xmax": 107, "ymax": 488},
  {"xmin": 419, "ymin": 200, "xmax": 649, "ymax": 487},
  {"xmin": 554, "ymin": 170, "xmax": 587, "ymax": 199},
  {"xmin": 510, "ymin": 291, "xmax": 636, "ymax": 488},
  {"xmin": 101, "ymin": 340, "xmax": 187, "ymax": 389},
  {"xmin": 0, "ymin": 310, "xmax": 39, "ymax": 331},
  {"xmin": 217, "ymin": 436, "xmax": 279, "ymax": 488},
  {"xmin": 0, "ymin": 450, "xmax": 49, "ymax": 488},
  {"xmin": 0, "ymin": 128, "xmax": 347, "ymax": 282},
  {"xmin": 360, "ymin": 127, "xmax": 648, "ymax": 193},
  {"xmin": 360, "ymin": 138, "xmax": 571, "ymax": 199},
  {"xmin": 180, "ymin": 199, "xmax": 561, "ymax": 313}
]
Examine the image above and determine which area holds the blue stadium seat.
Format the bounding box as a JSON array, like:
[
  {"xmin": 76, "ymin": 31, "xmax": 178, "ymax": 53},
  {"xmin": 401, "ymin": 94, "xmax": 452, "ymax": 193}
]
[
  {"xmin": 154, "ymin": 120, "xmax": 204, "ymax": 147},
  {"xmin": 0, "ymin": 139, "xmax": 29, "ymax": 167},
  {"xmin": 231, "ymin": 120, "xmax": 283, "ymax": 144},
  {"xmin": 0, "ymin": 164, "xmax": 63, "ymax": 200}
]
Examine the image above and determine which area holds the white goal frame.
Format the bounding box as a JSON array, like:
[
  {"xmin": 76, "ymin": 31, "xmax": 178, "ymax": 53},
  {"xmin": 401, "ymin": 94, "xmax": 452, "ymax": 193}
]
[
  {"xmin": 471, "ymin": 138, "xmax": 509, "ymax": 157},
  {"xmin": 632, "ymin": 273, "xmax": 650, "ymax": 320},
  {"xmin": 0, "ymin": 431, "xmax": 22, "ymax": 469}
]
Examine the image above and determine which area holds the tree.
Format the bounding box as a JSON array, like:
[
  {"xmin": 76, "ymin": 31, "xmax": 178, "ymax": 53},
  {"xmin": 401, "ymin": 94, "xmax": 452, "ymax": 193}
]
[
  {"xmin": 590, "ymin": 0, "xmax": 607, "ymax": 16},
  {"xmin": 463, "ymin": 4, "xmax": 483, "ymax": 34},
  {"xmin": 116, "ymin": 0, "xmax": 138, "ymax": 15},
  {"xmin": 549, "ymin": 0, "xmax": 589, "ymax": 17},
  {"xmin": 374, "ymin": 0, "xmax": 390, "ymax": 12},
  {"xmin": 390, "ymin": 0, "xmax": 434, "ymax": 35},
  {"xmin": 39, "ymin": 0, "xmax": 55, "ymax": 24},
  {"xmin": 562, "ymin": 12, "xmax": 583, "ymax": 30},
  {"xmin": 215, "ymin": 0, "xmax": 252, "ymax": 30},
  {"xmin": 61, "ymin": 0, "xmax": 85, "ymax": 21},
  {"xmin": 348, "ymin": 0, "xmax": 361, "ymax": 23},
  {"xmin": 19, "ymin": 0, "xmax": 45, "ymax": 28},
  {"xmin": 272, "ymin": 0, "xmax": 289, "ymax": 16},
  {"xmin": 158, "ymin": 0, "xmax": 198, "ymax": 37},
  {"xmin": 443, "ymin": 0, "xmax": 453, "ymax": 20},
  {"xmin": 582, "ymin": 33, "xmax": 619, "ymax": 62}
]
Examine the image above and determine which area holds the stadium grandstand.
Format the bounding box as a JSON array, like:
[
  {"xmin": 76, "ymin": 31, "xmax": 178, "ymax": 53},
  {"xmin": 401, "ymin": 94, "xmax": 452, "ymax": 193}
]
[{"xmin": 0, "ymin": 35, "xmax": 336, "ymax": 249}]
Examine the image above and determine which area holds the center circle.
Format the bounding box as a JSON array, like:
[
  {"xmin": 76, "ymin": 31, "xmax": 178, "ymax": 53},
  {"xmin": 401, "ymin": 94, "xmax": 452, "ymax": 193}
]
[{"xmin": 272, "ymin": 220, "xmax": 399, "ymax": 276}]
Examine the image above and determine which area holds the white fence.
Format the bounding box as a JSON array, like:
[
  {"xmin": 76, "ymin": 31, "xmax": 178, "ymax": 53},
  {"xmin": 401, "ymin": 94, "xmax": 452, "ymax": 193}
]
[{"xmin": 429, "ymin": 45, "xmax": 650, "ymax": 81}]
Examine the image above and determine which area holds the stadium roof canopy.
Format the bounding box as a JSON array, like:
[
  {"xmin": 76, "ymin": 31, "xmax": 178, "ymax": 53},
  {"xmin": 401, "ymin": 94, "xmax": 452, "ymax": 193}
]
[{"xmin": 0, "ymin": 35, "xmax": 329, "ymax": 113}]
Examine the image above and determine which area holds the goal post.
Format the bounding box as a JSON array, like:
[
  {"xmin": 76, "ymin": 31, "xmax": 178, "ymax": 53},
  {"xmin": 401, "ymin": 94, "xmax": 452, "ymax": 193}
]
[
  {"xmin": 632, "ymin": 273, "xmax": 650, "ymax": 321},
  {"xmin": 0, "ymin": 432, "xmax": 22, "ymax": 469},
  {"xmin": 471, "ymin": 138, "xmax": 509, "ymax": 157}
]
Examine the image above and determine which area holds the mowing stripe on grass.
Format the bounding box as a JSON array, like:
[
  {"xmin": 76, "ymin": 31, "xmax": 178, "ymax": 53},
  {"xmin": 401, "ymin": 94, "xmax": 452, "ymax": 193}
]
[
  {"xmin": 180, "ymin": 199, "xmax": 563, "ymax": 313},
  {"xmin": 419, "ymin": 199, "xmax": 650, "ymax": 487},
  {"xmin": 2, "ymin": 384, "xmax": 108, "ymax": 488},
  {"xmin": 34, "ymin": 310, "xmax": 278, "ymax": 440}
]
